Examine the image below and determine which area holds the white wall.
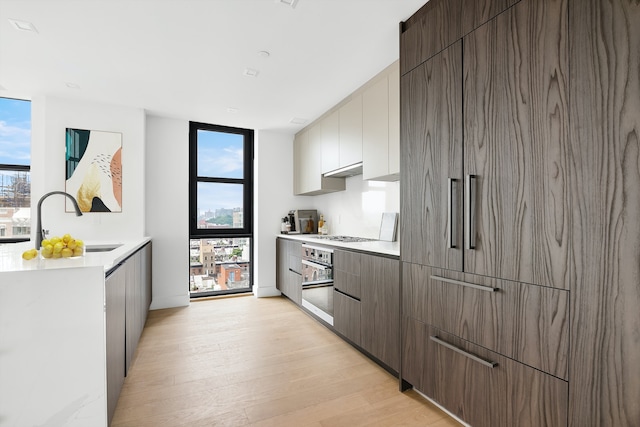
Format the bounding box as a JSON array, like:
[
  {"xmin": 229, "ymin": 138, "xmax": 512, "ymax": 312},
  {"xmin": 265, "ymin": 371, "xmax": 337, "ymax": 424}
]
[
  {"xmin": 145, "ymin": 116, "xmax": 190, "ymax": 309},
  {"xmin": 305, "ymin": 177, "xmax": 400, "ymax": 239},
  {"xmin": 30, "ymin": 96, "xmax": 146, "ymax": 241},
  {"xmin": 254, "ymin": 130, "xmax": 306, "ymax": 297}
]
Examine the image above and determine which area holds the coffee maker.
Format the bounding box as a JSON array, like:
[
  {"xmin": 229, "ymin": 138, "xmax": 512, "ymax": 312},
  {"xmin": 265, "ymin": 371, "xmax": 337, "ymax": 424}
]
[{"xmin": 287, "ymin": 210, "xmax": 297, "ymax": 233}]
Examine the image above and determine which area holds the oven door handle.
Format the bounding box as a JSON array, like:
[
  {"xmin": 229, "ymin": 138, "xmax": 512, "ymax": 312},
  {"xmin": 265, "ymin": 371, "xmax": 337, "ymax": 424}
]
[{"xmin": 301, "ymin": 259, "xmax": 331, "ymax": 270}]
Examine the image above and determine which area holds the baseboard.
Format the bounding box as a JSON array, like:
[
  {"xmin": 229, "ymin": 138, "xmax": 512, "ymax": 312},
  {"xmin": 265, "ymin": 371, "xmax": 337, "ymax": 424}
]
[
  {"xmin": 253, "ymin": 285, "xmax": 281, "ymax": 298},
  {"xmin": 150, "ymin": 292, "xmax": 190, "ymax": 310}
]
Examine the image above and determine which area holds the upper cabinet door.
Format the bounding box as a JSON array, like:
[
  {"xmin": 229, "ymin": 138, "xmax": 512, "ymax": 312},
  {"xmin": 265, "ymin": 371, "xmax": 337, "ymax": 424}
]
[
  {"xmin": 463, "ymin": 0, "xmax": 570, "ymax": 289},
  {"xmin": 339, "ymin": 94, "xmax": 363, "ymax": 167},
  {"xmin": 401, "ymin": 40, "xmax": 463, "ymax": 270}
]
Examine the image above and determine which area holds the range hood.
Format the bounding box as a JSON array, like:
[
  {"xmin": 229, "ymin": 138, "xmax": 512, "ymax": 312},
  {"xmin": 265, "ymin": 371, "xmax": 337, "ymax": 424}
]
[{"xmin": 323, "ymin": 162, "xmax": 363, "ymax": 178}]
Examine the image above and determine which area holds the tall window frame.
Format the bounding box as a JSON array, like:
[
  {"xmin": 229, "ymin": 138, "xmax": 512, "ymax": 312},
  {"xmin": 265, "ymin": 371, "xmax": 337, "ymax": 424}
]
[
  {"xmin": 189, "ymin": 121, "xmax": 254, "ymax": 297},
  {"xmin": 189, "ymin": 121, "xmax": 254, "ymax": 237},
  {"xmin": 0, "ymin": 96, "xmax": 31, "ymax": 243}
]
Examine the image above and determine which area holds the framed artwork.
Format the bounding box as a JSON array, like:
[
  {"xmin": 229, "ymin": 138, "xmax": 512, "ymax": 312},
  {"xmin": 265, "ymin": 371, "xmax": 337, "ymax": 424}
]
[{"xmin": 65, "ymin": 128, "xmax": 122, "ymax": 213}]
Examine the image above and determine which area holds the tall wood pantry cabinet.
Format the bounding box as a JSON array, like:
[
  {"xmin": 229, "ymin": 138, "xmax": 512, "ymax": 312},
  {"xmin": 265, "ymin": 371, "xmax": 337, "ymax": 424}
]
[{"xmin": 400, "ymin": 0, "xmax": 639, "ymax": 426}]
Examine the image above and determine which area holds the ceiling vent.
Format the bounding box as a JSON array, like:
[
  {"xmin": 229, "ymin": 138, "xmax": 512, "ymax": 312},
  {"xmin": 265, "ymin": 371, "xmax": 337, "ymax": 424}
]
[
  {"xmin": 275, "ymin": 0, "xmax": 298, "ymax": 8},
  {"xmin": 8, "ymin": 18, "xmax": 38, "ymax": 33},
  {"xmin": 243, "ymin": 68, "xmax": 259, "ymax": 77}
]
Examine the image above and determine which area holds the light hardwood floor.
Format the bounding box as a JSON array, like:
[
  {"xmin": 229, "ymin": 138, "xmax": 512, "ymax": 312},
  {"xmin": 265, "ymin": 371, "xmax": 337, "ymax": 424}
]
[{"xmin": 112, "ymin": 295, "xmax": 460, "ymax": 427}]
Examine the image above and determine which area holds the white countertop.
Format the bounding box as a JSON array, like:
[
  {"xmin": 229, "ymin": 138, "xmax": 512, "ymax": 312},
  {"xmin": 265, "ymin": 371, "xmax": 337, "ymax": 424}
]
[
  {"xmin": 278, "ymin": 234, "xmax": 399, "ymax": 257},
  {"xmin": 0, "ymin": 237, "xmax": 151, "ymax": 273}
]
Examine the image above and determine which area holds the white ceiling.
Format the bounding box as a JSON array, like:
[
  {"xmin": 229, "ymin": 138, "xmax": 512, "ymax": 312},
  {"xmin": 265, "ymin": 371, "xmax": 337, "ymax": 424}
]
[{"xmin": 0, "ymin": 0, "xmax": 425, "ymax": 133}]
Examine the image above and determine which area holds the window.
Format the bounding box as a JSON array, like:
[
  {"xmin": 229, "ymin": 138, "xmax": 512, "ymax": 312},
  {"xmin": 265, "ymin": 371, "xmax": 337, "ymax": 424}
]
[
  {"xmin": 0, "ymin": 97, "xmax": 31, "ymax": 243},
  {"xmin": 189, "ymin": 122, "xmax": 254, "ymax": 297}
]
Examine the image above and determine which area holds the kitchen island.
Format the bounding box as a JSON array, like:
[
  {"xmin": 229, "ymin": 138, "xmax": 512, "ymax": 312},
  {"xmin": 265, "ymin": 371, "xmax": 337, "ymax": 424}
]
[{"xmin": 0, "ymin": 238, "xmax": 151, "ymax": 427}]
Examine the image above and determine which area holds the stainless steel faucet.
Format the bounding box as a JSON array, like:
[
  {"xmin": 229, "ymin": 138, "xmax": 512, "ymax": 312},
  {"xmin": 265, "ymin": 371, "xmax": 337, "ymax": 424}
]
[{"xmin": 35, "ymin": 191, "xmax": 83, "ymax": 249}]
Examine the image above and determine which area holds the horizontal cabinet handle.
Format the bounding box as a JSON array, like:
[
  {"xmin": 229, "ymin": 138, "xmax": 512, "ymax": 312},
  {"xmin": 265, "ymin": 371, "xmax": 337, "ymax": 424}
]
[
  {"xmin": 288, "ymin": 268, "xmax": 302, "ymax": 275},
  {"xmin": 430, "ymin": 275, "xmax": 499, "ymax": 292},
  {"xmin": 430, "ymin": 336, "xmax": 497, "ymax": 368}
]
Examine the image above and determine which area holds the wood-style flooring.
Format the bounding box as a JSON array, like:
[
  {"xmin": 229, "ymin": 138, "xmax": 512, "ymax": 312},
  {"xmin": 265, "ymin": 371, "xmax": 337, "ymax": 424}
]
[{"xmin": 112, "ymin": 295, "xmax": 460, "ymax": 427}]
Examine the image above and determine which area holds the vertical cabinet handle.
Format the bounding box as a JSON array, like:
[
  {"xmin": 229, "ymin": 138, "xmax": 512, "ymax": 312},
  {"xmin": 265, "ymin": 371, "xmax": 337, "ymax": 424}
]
[
  {"xmin": 466, "ymin": 174, "xmax": 477, "ymax": 250},
  {"xmin": 448, "ymin": 178, "xmax": 457, "ymax": 248}
]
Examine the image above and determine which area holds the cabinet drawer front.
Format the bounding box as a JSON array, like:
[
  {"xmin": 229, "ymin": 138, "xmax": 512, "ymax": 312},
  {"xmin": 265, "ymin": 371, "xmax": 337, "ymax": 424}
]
[
  {"xmin": 426, "ymin": 326, "xmax": 568, "ymax": 427},
  {"xmin": 333, "ymin": 290, "xmax": 361, "ymax": 346},
  {"xmin": 405, "ymin": 264, "xmax": 568, "ymax": 379},
  {"xmin": 334, "ymin": 250, "xmax": 361, "ymax": 299}
]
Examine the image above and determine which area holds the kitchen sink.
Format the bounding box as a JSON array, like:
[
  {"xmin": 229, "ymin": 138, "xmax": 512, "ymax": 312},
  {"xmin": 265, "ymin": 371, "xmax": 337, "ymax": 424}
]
[{"xmin": 85, "ymin": 244, "xmax": 123, "ymax": 253}]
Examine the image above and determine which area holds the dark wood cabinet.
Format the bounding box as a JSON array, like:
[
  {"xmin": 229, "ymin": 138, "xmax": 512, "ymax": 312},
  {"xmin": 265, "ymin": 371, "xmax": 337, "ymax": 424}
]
[
  {"xmin": 404, "ymin": 263, "xmax": 569, "ymax": 380},
  {"xmin": 569, "ymin": 0, "xmax": 640, "ymax": 425},
  {"xmin": 333, "ymin": 249, "xmax": 400, "ymax": 372},
  {"xmin": 429, "ymin": 326, "xmax": 568, "ymax": 427},
  {"xmin": 463, "ymin": 0, "xmax": 570, "ymax": 290},
  {"xmin": 402, "ymin": 0, "xmax": 640, "ymax": 424},
  {"xmin": 401, "ymin": 0, "xmax": 572, "ymax": 424},
  {"xmin": 360, "ymin": 254, "xmax": 400, "ymax": 371},
  {"xmin": 333, "ymin": 289, "xmax": 361, "ymax": 346},
  {"xmin": 400, "ymin": 40, "xmax": 463, "ymax": 271},
  {"xmin": 333, "ymin": 249, "xmax": 361, "ymax": 299}
]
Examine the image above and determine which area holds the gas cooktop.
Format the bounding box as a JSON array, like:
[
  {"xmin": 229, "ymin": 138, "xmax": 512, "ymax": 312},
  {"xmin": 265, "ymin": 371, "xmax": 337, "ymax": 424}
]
[{"xmin": 313, "ymin": 235, "xmax": 378, "ymax": 243}]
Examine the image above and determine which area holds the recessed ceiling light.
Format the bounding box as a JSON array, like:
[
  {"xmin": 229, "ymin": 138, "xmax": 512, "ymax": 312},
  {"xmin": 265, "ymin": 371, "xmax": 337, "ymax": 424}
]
[
  {"xmin": 290, "ymin": 117, "xmax": 307, "ymax": 125},
  {"xmin": 258, "ymin": 51, "xmax": 270, "ymax": 58},
  {"xmin": 243, "ymin": 68, "xmax": 259, "ymax": 78},
  {"xmin": 65, "ymin": 82, "xmax": 80, "ymax": 89},
  {"xmin": 8, "ymin": 18, "xmax": 38, "ymax": 33},
  {"xmin": 227, "ymin": 107, "xmax": 239, "ymax": 113},
  {"xmin": 274, "ymin": 0, "xmax": 298, "ymax": 8}
]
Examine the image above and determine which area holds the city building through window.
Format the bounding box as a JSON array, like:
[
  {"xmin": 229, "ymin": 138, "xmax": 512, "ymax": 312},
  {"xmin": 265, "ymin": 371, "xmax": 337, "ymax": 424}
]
[{"xmin": 188, "ymin": 122, "xmax": 254, "ymax": 297}]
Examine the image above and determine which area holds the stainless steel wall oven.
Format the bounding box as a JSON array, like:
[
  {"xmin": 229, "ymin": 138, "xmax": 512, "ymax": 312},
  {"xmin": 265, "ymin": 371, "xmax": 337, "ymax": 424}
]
[{"xmin": 301, "ymin": 244, "xmax": 333, "ymax": 325}]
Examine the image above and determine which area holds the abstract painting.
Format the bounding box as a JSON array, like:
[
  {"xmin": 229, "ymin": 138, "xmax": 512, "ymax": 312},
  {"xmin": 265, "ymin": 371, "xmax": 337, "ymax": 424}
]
[{"xmin": 65, "ymin": 128, "xmax": 122, "ymax": 212}]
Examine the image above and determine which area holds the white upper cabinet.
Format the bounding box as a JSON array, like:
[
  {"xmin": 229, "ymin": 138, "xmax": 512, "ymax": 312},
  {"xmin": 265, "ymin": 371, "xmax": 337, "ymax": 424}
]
[
  {"xmin": 321, "ymin": 110, "xmax": 340, "ymax": 174},
  {"xmin": 338, "ymin": 94, "xmax": 363, "ymax": 168},
  {"xmin": 363, "ymin": 61, "xmax": 399, "ymax": 181},
  {"xmin": 294, "ymin": 125, "xmax": 345, "ymax": 196}
]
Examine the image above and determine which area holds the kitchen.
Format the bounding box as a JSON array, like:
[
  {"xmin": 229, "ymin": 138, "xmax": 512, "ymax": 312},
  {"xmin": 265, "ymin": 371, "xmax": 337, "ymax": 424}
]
[{"xmin": 1, "ymin": 0, "xmax": 639, "ymax": 426}]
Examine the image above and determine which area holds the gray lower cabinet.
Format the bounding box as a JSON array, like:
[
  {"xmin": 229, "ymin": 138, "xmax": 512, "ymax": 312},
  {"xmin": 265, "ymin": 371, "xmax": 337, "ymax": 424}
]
[
  {"xmin": 334, "ymin": 249, "xmax": 399, "ymax": 372},
  {"xmin": 333, "ymin": 290, "xmax": 361, "ymax": 346},
  {"xmin": 105, "ymin": 242, "xmax": 152, "ymax": 424},
  {"xmin": 360, "ymin": 254, "xmax": 399, "ymax": 371},
  {"xmin": 105, "ymin": 265, "xmax": 126, "ymax": 426},
  {"xmin": 126, "ymin": 243, "xmax": 153, "ymax": 373},
  {"xmin": 276, "ymin": 238, "xmax": 302, "ymax": 305}
]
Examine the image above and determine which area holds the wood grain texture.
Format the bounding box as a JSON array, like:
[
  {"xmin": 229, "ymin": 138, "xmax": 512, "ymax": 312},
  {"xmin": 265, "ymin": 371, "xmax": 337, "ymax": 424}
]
[
  {"xmin": 334, "ymin": 249, "xmax": 362, "ymax": 299},
  {"xmin": 429, "ymin": 326, "xmax": 568, "ymax": 427},
  {"xmin": 112, "ymin": 297, "xmax": 459, "ymax": 427},
  {"xmin": 569, "ymin": 0, "xmax": 640, "ymax": 425},
  {"xmin": 463, "ymin": 0, "xmax": 571, "ymax": 290},
  {"xmin": 430, "ymin": 326, "xmax": 507, "ymax": 427},
  {"xmin": 460, "ymin": 0, "xmax": 519, "ymax": 36},
  {"xmin": 404, "ymin": 264, "xmax": 568, "ymax": 379},
  {"xmin": 360, "ymin": 254, "xmax": 400, "ymax": 371},
  {"xmin": 400, "ymin": 41, "xmax": 463, "ymax": 270},
  {"xmin": 400, "ymin": 0, "xmax": 462, "ymax": 75},
  {"xmin": 276, "ymin": 239, "xmax": 302, "ymax": 304},
  {"xmin": 333, "ymin": 290, "xmax": 362, "ymax": 346},
  {"xmin": 401, "ymin": 316, "xmax": 426, "ymax": 392}
]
